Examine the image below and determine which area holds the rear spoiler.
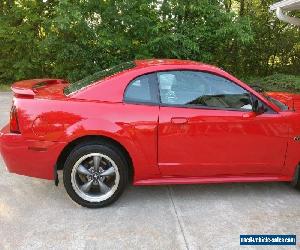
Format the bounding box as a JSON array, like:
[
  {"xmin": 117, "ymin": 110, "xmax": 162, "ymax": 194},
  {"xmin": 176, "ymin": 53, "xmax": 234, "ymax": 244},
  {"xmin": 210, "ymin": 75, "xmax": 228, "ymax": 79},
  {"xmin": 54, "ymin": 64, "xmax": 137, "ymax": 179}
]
[{"xmin": 11, "ymin": 79, "xmax": 68, "ymax": 97}]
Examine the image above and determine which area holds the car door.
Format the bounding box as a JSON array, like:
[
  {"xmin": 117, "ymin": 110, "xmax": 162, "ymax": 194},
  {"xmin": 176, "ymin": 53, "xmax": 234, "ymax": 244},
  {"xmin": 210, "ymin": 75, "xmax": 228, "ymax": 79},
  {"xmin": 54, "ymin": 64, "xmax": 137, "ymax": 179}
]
[{"xmin": 157, "ymin": 70, "xmax": 289, "ymax": 177}]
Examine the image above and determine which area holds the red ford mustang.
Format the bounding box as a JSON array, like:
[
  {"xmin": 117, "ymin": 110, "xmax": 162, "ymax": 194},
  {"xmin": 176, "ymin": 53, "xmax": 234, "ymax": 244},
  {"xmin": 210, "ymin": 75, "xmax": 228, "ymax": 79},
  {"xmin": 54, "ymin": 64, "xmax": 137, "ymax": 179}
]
[{"xmin": 1, "ymin": 59, "xmax": 300, "ymax": 208}]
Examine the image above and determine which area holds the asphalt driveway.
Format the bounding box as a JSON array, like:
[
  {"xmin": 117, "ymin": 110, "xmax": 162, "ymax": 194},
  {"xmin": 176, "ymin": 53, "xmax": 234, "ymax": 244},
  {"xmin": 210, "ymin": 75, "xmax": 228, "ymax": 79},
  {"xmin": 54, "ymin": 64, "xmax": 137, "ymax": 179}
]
[{"xmin": 0, "ymin": 92, "xmax": 300, "ymax": 250}]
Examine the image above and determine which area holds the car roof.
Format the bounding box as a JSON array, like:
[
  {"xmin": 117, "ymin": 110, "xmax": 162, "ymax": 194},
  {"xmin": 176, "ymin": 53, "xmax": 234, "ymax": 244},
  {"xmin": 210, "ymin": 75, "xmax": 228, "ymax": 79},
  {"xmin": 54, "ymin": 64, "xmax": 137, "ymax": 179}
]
[
  {"xmin": 134, "ymin": 59, "xmax": 212, "ymax": 68},
  {"xmin": 71, "ymin": 59, "xmax": 281, "ymax": 112}
]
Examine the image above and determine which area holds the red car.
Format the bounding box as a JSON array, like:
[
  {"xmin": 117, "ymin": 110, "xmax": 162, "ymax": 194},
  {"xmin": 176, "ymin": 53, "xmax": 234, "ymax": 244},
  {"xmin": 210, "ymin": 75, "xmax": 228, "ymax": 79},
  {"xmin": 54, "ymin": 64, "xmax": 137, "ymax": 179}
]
[{"xmin": 1, "ymin": 59, "xmax": 300, "ymax": 208}]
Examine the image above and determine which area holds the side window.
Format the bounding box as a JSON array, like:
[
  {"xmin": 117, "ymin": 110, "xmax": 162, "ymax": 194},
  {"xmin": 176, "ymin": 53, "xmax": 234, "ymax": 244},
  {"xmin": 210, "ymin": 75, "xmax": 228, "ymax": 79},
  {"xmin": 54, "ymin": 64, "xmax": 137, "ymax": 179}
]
[
  {"xmin": 124, "ymin": 73, "xmax": 158, "ymax": 104},
  {"xmin": 158, "ymin": 71, "xmax": 252, "ymax": 110}
]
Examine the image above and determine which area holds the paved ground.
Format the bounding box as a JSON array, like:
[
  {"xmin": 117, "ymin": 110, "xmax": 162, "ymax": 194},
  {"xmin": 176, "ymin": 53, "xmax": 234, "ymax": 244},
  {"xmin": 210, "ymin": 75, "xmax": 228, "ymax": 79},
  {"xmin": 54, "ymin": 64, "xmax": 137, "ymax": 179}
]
[{"xmin": 0, "ymin": 92, "xmax": 300, "ymax": 250}]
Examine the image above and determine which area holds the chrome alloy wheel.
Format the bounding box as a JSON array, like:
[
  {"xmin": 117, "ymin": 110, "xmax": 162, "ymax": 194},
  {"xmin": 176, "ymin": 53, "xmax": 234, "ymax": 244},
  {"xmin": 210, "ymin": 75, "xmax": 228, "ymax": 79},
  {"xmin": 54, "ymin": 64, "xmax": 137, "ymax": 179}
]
[{"xmin": 71, "ymin": 153, "xmax": 120, "ymax": 202}]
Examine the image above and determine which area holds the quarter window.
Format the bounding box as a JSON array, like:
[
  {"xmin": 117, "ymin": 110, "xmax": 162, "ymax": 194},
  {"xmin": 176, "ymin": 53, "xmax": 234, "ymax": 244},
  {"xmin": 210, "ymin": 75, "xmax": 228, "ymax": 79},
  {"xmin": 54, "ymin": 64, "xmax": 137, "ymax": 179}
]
[
  {"xmin": 124, "ymin": 73, "xmax": 157, "ymax": 104},
  {"xmin": 158, "ymin": 71, "xmax": 252, "ymax": 110}
]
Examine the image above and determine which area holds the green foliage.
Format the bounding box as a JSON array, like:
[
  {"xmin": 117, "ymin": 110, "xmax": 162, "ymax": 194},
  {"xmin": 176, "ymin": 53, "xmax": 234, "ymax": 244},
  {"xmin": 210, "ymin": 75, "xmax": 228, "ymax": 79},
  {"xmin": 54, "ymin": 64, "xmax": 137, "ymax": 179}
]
[
  {"xmin": 0, "ymin": 0, "xmax": 299, "ymax": 86},
  {"xmin": 0, "ymin": 84, "xmax": 11, "ymax": 92},
  {"xmin": 65, "ymin": 61, "xmax": 135, "ymax": 94},
  {"xmin": 245, "ymin": 74, "xmax": 300, "ymax": 93}
]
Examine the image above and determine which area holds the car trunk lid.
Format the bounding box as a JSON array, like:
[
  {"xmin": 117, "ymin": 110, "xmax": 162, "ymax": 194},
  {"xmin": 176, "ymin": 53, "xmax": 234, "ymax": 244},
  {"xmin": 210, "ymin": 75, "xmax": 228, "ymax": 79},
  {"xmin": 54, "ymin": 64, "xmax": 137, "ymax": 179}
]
[{"xmin": 11, "ymin": 79, "xmax": 69, "ymax": 98}]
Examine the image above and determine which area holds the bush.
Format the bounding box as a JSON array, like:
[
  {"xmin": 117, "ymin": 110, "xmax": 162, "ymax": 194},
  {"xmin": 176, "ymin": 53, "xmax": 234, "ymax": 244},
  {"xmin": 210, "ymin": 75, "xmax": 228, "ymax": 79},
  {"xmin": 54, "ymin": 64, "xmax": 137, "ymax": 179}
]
[
  {"xmin": 245, "ymin": 74, "xmax": 300, "ymax": 93},
  {"xmin": 0, "ymin": 0, "xmax": 299, "ymax": 86}
]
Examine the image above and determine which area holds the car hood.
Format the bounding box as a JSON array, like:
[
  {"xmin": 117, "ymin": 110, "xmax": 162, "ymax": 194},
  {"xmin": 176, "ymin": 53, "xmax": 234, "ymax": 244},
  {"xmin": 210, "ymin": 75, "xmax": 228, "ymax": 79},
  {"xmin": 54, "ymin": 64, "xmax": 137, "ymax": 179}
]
[{"xmin": 266, "ymin": 92, "xmax": 300, "ymax": 111}]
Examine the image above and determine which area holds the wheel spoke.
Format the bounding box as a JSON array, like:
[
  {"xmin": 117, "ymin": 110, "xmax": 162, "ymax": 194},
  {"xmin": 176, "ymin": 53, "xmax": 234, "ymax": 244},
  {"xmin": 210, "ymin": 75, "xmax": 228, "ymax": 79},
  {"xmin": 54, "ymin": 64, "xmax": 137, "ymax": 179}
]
[
  {"xmin": 93, "ymin": 155, "xmax": 101, "ymax": 171},
  {"xmin": 80, "ymin": 180, "xmax": 93, "ymax": 193},
  {"xmin": 100, "ymin": 167, "xmax": 115, "ymax": 177},
  {"xmin": 72, "ymin": 153, "xmax": 120, "ymax": 202},
  {"xmin": 98, "ymin": 179, "xmax": 110, "ymax": 193},
  {"xmin": 77, "ymin": 164, "xmax": 91, "ymax": 176}
]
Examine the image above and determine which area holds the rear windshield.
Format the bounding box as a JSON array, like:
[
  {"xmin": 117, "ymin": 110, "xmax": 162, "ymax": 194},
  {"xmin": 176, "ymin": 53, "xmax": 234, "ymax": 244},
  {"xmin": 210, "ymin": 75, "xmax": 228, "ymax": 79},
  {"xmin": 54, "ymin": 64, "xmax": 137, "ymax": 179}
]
[{"xmin": 64, "ymin": 61, "xmax": 135, "ymax": 95}]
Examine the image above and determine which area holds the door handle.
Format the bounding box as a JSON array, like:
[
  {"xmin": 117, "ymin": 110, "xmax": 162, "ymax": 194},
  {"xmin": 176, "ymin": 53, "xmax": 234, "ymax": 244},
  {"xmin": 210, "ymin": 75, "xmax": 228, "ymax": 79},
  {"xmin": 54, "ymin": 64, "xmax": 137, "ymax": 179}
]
[{"xmin": 171, "ymin": 117, "xmax": 188, "ymax": 124}]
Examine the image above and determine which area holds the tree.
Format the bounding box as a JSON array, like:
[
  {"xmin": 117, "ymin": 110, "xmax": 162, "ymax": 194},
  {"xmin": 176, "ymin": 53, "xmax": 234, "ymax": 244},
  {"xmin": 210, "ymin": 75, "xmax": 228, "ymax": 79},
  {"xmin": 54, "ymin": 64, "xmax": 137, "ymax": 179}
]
[{"xmin": 0, "ymin": 0, "xmax": 299, "ymax": 85}]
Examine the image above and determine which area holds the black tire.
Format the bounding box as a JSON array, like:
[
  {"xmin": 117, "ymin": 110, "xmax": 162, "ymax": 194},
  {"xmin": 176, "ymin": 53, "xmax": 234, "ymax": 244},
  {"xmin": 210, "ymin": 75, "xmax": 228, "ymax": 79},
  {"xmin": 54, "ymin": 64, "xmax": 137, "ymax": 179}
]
[
  {"xmin": 63, "ymin": 142, "xmax": 128, "ymax": 208},
  {"xmin": 291, "ymin": 165, "xmax": 300, "ymax": 190}
]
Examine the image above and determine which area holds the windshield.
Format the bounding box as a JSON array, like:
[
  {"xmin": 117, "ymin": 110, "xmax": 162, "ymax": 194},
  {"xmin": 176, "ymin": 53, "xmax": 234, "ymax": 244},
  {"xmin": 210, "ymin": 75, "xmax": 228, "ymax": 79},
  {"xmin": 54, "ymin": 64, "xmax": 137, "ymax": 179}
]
[
  {"xmin": 64, "ymin": 61, "xmax": 135, "ymax": 95},
  {"xmin": 263, "ymin": 93, "xmax": 289, "ymax": 111},
  {"xmin": 248, "ymin": 85, "xmax": 289, "ymax": 111}
]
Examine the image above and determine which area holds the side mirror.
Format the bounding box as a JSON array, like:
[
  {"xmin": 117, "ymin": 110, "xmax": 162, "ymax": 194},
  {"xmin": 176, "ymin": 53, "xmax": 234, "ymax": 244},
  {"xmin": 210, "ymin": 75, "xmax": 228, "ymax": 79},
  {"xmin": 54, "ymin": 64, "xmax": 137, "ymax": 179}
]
[
  {"xmin": 242, "ymin": 111, "xmax": 257, "ymax": 118},
  {"xmin": 252, "ymin": 99, "xmax": 265, "ymax": 114}
]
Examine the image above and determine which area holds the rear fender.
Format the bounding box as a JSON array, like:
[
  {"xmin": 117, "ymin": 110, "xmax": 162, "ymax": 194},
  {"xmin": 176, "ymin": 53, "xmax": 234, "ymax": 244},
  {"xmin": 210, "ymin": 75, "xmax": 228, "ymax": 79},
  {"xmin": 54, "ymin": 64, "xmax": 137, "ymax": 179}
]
[{"xmin": 62, "ymin": 118, "xmax": 161, "ymax": 181}]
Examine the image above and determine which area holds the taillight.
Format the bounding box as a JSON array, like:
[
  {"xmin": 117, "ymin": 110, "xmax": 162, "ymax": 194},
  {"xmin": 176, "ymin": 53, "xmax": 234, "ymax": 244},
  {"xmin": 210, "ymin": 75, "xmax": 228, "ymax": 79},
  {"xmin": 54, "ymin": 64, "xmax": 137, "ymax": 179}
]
[{"xmin": 10, "ymin": 105, "xmax": 20, "ymax": 133}]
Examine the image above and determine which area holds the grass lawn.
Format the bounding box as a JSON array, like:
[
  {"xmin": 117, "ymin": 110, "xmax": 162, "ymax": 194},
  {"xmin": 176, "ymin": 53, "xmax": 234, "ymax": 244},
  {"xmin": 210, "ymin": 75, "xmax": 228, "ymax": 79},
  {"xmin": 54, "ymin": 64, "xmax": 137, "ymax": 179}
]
[{"xmin": 0, "ymin": 84, "xmax": 11, "ymax": 92}]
